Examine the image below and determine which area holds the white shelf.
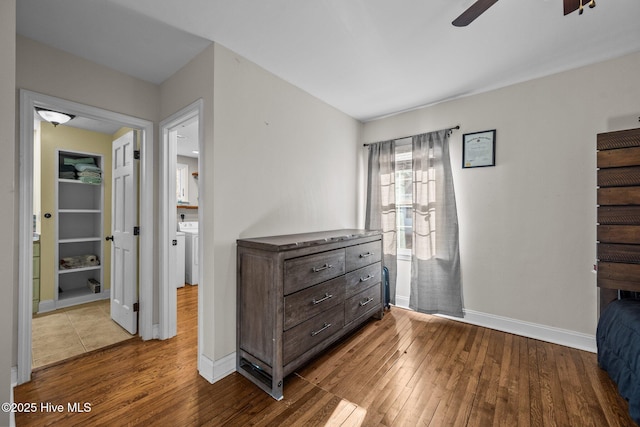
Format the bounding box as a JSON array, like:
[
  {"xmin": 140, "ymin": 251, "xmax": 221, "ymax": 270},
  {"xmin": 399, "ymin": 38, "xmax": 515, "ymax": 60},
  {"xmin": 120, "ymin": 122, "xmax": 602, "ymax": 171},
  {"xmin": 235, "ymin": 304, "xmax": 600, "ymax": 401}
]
[
  {"xmin": 59, "ymin": 237, "xmax": 102, "ymax": 244},
  {"xmin": 59, "ymin": 209, "xmax": 101, "ymax": 214},
  {"xmin": 59, "ymin": 265, "xmax": 101, "ymax": 275},
  {"xmin": 57, "ymin": 288, "xmax": 106, "ymax": 306},
  {"xmin": 58, "ymin": 178, "xmax": 101, "ymax": 186},
  {"xmin": 56, "ymin": 149, "xmax": 105, "ymax": 310}
]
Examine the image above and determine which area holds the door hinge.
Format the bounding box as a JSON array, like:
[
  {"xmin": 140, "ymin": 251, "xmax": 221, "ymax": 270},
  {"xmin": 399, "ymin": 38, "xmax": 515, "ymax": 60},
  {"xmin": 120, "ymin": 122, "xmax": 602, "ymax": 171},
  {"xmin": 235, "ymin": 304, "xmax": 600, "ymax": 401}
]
[
  {"xmin": 134, "ymin": 150, "xmax": 140, "ymax": 160},
  {"xmin": 133, "ymin": 302, "xmax": 139, "ymax": 312},
  {"xmin": 133, "ymin": 226, "xmax": 140, "ymax": 236}
]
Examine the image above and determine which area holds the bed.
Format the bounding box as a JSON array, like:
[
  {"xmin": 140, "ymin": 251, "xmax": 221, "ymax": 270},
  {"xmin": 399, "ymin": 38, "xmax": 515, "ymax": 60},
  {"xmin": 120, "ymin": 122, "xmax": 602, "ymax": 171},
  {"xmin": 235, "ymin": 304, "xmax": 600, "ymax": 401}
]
[{"xmin": 596, "ymin": 296, "xmax": 640, "ymax": 424}]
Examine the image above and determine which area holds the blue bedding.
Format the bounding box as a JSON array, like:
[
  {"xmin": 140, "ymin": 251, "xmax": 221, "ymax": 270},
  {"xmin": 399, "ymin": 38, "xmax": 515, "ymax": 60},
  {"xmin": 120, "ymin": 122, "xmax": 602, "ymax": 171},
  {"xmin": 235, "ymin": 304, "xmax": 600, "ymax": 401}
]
[{"xmin": 597, "ymin": 298, "xmax": 640, "ymax": 423}]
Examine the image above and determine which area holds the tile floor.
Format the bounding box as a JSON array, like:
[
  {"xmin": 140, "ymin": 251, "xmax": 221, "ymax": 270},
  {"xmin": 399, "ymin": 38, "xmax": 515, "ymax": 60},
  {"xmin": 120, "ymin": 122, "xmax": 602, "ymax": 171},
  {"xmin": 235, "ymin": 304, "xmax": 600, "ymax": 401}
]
[{"xmin": 32, "ymin": 299, "xmax": 134, "ymax": 369}]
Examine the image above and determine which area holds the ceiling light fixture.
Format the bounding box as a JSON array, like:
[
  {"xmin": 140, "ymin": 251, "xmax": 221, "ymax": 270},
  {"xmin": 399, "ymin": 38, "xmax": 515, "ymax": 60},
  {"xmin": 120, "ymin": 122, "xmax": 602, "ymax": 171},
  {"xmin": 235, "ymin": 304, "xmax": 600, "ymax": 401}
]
[{"xmin": 35, "ymin": 107, "xmax": 75, "ymax": 127}]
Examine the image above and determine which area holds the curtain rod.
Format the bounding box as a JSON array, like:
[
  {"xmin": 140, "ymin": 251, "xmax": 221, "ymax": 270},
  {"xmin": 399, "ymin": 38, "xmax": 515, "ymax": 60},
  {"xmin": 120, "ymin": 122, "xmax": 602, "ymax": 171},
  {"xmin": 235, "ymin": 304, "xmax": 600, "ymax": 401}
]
[{"xmin": 362, "ymin": 125, "xmax": 460, "ymax": 147}]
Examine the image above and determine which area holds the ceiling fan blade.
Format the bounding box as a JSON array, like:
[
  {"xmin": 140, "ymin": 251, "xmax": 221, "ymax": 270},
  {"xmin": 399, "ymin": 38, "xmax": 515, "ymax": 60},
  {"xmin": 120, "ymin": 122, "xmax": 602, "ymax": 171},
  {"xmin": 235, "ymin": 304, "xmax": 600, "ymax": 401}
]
[
  {"xmin": 563, "ymin": 0, "xmax": 581, "ymax": 15},
  {"xmin": 452, "ymin": 0, "xmax": 499, "ymax": 27}
]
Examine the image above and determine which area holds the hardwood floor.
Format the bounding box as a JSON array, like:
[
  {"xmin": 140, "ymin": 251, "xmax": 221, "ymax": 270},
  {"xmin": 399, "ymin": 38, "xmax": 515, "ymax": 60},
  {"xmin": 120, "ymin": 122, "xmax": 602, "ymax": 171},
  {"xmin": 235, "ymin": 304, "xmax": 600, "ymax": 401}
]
[{"xmin": 15, "ymin": 285, "xmax": 637, "ymax": 426}]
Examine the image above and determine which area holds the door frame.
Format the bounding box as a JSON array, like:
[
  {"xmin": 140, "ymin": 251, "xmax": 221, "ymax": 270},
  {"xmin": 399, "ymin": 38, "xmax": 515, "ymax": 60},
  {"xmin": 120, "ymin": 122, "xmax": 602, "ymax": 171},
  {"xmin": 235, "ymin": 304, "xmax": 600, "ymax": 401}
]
[
  {"xmin": 17, "ymin": 90, "xmax": 155, "ymax": 384},
  {"xmin": 158, "ymin": 99, "xmax": 203, "ymax": 343}
]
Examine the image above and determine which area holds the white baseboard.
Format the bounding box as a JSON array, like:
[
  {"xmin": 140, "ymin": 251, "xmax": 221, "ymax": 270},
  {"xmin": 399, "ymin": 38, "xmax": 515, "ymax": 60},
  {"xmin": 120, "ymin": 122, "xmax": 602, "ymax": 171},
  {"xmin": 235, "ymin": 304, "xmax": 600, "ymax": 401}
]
[
  {"xmin": 37, "ymin": 299, "xmax": 55, "ymax": 313},
  {"xmin": 152, "ymin": 323, "xmax": 160, "ymax": 340},
  {"xmin": 395, "ymin": 295, "xmax": 410, "ymax": 309},
  {"xmin": 10, "ymin": 366, "xmax": 17, "ymax": 427},
  {"xmin": 393, "ymin": 296, "xmax": 596, "ymax": 353},
  {"xmin": 38, "ymin": 291, "xmax": 111, "ymax": 314},
  {"xmin": 198, "ymin": 354, "xmax": 214, "ymax": 382},
  {"xmin": 199, "ymin": 352, "xmax": 236, "ymax": 384},
  {"xmin": 437, "ymin": 309, "xmax": 597, "ymax": 353}
]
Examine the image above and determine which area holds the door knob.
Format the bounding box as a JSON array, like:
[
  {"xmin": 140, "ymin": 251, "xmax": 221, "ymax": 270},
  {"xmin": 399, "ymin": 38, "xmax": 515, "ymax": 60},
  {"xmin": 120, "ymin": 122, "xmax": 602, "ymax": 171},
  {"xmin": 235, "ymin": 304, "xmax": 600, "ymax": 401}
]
[{"xmin": 105, "ymin": 235, "xmax": 114, "ymax": 241}]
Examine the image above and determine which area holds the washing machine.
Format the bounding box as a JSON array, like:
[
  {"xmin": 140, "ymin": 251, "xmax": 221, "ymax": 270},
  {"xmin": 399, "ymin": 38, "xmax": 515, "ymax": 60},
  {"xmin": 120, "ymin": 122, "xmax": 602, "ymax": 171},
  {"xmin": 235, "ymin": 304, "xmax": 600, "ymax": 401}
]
[
  {"xmin": 178, "ymin": 222, "xmax": 198, "ymax": 285},
  {"xmin": 175, "ymin": 231, "xmax": 185, "ymax": 288}
]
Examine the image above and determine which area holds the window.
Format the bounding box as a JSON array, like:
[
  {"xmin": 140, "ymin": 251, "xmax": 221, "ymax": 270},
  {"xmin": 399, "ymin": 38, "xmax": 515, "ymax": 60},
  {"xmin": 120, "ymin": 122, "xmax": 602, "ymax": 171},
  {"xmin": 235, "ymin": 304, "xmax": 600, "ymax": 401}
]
[
  {"xmin": 395, "ymin": 140, "xmax": 412, "ymax": 256},
  {"xmin": 176, "ymin": 163, "xmax": 189, "ymax": 204}
]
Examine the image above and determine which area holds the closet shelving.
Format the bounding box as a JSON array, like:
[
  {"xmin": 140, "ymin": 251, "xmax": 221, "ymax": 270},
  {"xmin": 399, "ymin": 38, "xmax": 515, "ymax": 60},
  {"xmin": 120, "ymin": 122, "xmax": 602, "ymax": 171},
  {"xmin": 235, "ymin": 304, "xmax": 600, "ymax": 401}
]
[{"xmin": 56, "ymin": 150, "xmax": 106, "ymax": 308}]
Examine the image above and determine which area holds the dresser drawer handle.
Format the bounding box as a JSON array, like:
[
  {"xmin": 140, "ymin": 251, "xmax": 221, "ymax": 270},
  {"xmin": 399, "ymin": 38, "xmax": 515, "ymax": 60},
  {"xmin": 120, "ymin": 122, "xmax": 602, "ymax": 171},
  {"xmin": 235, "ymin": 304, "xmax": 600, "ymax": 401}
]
[
  {"xmin": 312, "ymin": 293, "xmax": 333, "ymax": 305},
  {"xmin": 311, "ymin": 322, "xmax": 332, "ymax": 337},
  {"xmin": 359, "ymin": 252, "xmax": 374, "ymax": 258},
  {"xmin": 312, "ymin": 263, "xmax": 332, "ymax": 273},
  {"xmin": 359, "ymin": 297, "xmax": 374, "ymax": 307},
  {"xmin": 360, "ymin": 274, "xmax": 375, "ymax": 282}
]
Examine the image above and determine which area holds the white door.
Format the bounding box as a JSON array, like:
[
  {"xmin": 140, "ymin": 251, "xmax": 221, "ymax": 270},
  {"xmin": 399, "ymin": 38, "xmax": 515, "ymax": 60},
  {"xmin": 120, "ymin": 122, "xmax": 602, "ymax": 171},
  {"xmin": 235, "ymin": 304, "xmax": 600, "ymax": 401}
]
[{"xmin": 110, "ymin": 131, "xmax": 138, "ymax": 334}]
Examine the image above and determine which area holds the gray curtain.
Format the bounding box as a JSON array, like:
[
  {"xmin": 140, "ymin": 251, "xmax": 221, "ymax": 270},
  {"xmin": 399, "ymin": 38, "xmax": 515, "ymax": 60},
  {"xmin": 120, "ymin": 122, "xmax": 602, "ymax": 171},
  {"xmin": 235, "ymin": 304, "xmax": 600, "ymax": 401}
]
[
  {"xmin": 409, "ymin": 131, "xmax": 463, "ymax": 317},
  {"xmin": 365, "ymin": 141, "xmax": 397, "ymax": 304}
]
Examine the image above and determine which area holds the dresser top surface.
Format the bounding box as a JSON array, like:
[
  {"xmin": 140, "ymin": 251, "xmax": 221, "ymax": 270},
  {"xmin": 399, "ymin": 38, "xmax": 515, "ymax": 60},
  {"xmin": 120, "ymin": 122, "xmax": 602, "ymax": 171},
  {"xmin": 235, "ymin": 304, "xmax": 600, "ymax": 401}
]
[{"xmin": 237, "ymin": 229, "xmax": 381, "ymax": 251}]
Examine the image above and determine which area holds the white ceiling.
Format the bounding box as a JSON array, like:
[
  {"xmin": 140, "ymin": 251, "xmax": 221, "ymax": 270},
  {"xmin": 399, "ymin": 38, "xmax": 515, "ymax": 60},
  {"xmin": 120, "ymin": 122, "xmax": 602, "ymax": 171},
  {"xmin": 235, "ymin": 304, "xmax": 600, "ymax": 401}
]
[
  {"xmin": 16, "ymin": 0, "xmax": 640, "ymax": 122},
  {"xmin": 175, "ymin": 117, "xmax": 199, "ymax": 158}
]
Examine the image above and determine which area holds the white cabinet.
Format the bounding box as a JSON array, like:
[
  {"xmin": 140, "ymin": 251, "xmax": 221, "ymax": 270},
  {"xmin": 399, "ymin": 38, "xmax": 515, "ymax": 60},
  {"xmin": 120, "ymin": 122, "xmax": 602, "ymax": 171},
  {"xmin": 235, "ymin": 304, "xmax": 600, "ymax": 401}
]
[{"xmin": 56, "ymin": 150, "xmax": 106, "ymax": 308}]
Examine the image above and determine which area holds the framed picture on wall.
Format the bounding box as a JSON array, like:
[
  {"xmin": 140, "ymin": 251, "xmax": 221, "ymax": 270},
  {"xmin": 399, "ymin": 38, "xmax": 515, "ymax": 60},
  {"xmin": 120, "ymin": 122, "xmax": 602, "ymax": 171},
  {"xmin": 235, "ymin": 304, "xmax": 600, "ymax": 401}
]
[{"xmin": 462, "ymin": 129, "xmax": 496, "ymax": 168}]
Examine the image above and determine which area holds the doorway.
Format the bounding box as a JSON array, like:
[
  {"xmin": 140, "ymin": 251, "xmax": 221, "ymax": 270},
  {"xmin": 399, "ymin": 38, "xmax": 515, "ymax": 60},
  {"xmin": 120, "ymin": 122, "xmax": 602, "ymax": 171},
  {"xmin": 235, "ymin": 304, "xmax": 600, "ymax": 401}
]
[
  {"xmin": 18, "ymin": 90, "xmax": 155, "ymax": 384},
  {"xmin": 158, "ymin": 100, "xmax": 203, "ymax": 347},
  {"xmin": 31, "ymin": 123, "xmax": 136, "ymax": 368}
]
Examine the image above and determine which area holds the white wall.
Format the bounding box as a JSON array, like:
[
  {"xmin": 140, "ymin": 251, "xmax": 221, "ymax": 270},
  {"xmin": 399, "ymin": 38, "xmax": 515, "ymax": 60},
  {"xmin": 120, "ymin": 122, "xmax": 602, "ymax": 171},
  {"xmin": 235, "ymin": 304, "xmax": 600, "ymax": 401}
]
[
  {"xmin": 363, "ymin": 51, "xmax": 640, "ymax": 338},
  {"xmin": 161, "ymin": 42, "xmax": 363, "ymax": 367},
  {"xmin": 16, "ymin": 36, "xmax": 160, "ymax": 120},
  {"xmin": 1, "ymin": 3, "xmax": 15, "ymax": 425},
  {"xmin": 160, "ymin": 43, "xmax": 215, "ymax": 361},
  {"xmin": 212, "ymin": 43, "xmax": 363, "ymax": 360}
]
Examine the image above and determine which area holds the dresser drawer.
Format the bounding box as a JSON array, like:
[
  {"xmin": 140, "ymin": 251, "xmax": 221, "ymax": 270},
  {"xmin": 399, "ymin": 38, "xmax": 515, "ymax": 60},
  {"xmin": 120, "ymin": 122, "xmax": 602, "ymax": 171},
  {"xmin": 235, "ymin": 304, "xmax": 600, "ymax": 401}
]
[
  {"xmin": 283, "ymin": 304, "xmax": 344, "ymax": 365},
  {"xmin": 345, "ymin": 241, "xmax": 381, "ymax": 271},
  {"xmin": 345, "ymin": 262, "xmax": 381, "ymax": 298},
  {"xmin": 345, "ymin": 283, "xmax": 381, "ymax": 325},
  {"xmin": 284, "ymin": 276, "xmax": 345, "ymax": 330},
  {"xmin": 284, "ymin": 249, "xmax": 345, "ymax": 295}
]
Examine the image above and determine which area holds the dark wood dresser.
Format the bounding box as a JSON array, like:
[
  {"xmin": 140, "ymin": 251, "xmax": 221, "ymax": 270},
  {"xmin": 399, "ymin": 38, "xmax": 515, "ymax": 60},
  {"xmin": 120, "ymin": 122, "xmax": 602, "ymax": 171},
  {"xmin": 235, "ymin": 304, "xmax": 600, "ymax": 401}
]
[{"xmin": 236, "ymin": 229, "xmax": 384, "ymax": 400}]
